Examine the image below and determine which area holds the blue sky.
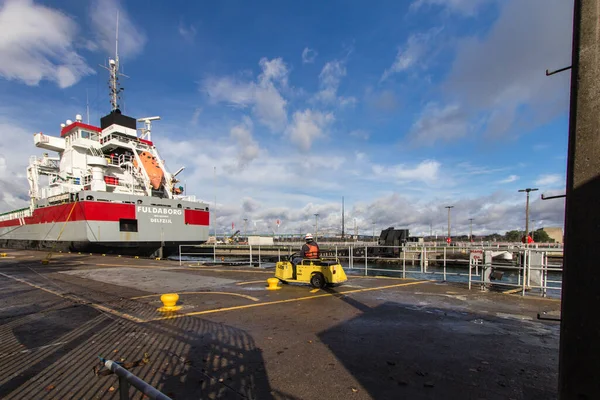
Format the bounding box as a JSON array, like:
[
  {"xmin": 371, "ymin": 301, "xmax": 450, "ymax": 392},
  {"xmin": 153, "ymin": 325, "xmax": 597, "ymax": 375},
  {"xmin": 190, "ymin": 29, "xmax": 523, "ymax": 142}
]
[{"xmin": 0, "ymin": 0, "xmax": 572, "ymax": 237}]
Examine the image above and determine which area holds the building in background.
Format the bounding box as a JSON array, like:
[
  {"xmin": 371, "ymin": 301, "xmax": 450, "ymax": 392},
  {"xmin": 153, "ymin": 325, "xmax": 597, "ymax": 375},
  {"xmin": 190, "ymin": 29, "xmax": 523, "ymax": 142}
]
[{"xmin": 543, "ymin": 227, "xmax": 564, "ymax": 244}]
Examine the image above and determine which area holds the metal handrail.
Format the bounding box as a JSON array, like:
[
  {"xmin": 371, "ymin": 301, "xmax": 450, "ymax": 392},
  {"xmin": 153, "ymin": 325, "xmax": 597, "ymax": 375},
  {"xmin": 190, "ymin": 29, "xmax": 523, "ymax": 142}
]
[{"xmin": 102, "ymin": 358, "xmax": 172, "ymax": 400}]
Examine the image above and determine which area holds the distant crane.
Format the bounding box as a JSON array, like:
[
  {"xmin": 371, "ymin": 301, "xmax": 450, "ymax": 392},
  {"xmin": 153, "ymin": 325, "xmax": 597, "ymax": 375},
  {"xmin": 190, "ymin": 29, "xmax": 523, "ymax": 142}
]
[{"xmin": 227, "ymin": 230, "xmax": 241, "ymax": 244}]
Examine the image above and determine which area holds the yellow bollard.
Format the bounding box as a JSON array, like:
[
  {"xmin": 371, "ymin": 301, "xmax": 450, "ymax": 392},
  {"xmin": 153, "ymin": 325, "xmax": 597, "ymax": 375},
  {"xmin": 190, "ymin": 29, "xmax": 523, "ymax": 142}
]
[
  {"xmin": 266, "ymin": 278, "xmax": 281, "ymax": 290},
  {"xmin": 41, "ymin": 259, "xmax": 49, "ymax": 265},
  {"xmin": 155, "ymin": 257, "xmax": 161, "ymax": 261},
  {"xmin": 102, "ymin": 254, "xmax": 106, "ymax": 256},
  {"xmin": 134, "ymin": 256, "xmax": 139, "ymax": 259},
  {"xmin": 0, "ymin": 253, "xmax": 7, "ymax": 257},
  {"xmin": 158, "ymin": 293, "xmax": 181, "ymax": 312}
]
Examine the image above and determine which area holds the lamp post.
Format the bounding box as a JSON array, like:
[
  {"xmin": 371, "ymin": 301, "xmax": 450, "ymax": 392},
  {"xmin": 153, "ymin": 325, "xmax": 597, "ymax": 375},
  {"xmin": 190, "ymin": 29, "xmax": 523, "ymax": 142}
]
[
  {"xmin": 518, "ymin": 188, "xmax": 538, "ymax": 244},
  {"xmin": 243, "ymin": 218, "xmax": 248, "ymax": 240},
  {"xmin": 314, "ymin": 213, "xmax": 319, "ymax": 240},
  {"xmin": 469, "ymin": 218, "xmax": 474, "ymax": 242},
  {"xmin": 445, "ymin": 206, "xmax": 454, "ymax": 244}
]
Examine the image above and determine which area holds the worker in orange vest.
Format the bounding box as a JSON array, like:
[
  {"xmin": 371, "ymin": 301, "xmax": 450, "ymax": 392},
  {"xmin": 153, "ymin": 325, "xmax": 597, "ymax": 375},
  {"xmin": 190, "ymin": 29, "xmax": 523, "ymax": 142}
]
[
  {"xmin": 291, "ymin": 233, "xmax": 320, "ymax": 279},
  {"xmin": 301, "ymin": 233, "xmax": 320, "ymax": 259}
]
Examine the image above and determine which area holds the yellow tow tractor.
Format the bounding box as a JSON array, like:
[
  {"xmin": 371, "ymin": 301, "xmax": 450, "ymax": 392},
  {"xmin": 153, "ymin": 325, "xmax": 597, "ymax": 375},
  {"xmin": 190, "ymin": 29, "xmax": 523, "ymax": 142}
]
[{"xmin": 275, "ymin": 253, "xmax": 348, "ymax": 288}]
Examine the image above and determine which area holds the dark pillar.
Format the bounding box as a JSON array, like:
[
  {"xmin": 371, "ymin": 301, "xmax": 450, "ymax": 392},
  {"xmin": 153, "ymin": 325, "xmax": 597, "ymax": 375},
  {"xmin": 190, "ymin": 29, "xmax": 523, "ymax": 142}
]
[{"xmin": 559, "ymin": 1, "xmax": 600, "ymax": 398}]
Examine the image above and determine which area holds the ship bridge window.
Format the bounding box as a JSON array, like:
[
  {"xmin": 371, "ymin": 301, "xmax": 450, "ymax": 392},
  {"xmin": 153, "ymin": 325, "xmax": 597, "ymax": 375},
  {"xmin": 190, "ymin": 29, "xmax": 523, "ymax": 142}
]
[
  {"xmin": 81, "ymin": 130, "xmax": 89, "ymax": 139},
  {"xmin": 119, "ymin": 218, "xmax": 138, "ymax": 232}
]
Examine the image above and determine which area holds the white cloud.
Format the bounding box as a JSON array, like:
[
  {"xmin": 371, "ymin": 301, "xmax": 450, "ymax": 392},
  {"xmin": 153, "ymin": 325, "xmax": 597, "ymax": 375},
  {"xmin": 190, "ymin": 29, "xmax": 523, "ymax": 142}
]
[
  {"xmin": 203, "ymin": 57, "xmax": 289, "ymax": 132},
  {"xmin": 409, "ymin": 102, "xmax": 469, "ymax": 145},
  {"xmin": 410, "ymin": 0, "xmax": 490, "ymax": 16},
  {"xmin": 178, "ymin": 22, "xmax": 196, "ymax": 42},
  {"xmin": 372, "ymin": 160, "xmax": 441, "ymax": 184},
  {"xmin": 203, "ymin": 77, "xmax": 255, "ymax": 106},
  {"xmin": 313, "ymin": 60, "xmax": 356, "ymax": 107},
  {"xmin": 229, "ymin": 117, "xmax": 260, "ymax": 168},
  {"xmin": 0, "ymin": 117, "xmax": 40, "ymax": 212},
  {"xmin": 499, "ymin": 175, "xmax": 519, "ymax": 184},
  {"xmin": 90, "ymin": 0, "xmax": 146, "ymax": 59},
  {"xmin": 190, "ymin": 107, "xmax": 202, "ymax": 125},
  {"xmin": 0, "ymin": 0, "xmax": 94, "ymax": 88},
  {"xmin": 535, "ymin": 174, "xmax": 562, "ymax": 186},
  {"xmin": 381, "ymin": 27, "xmax": 443, "ymax": 81},
  {"xmin": 350, "ymin": 129, "xmax": 370, "ymax": 140},
  {"xmin": 287, "ymin": 109, "xmax": 334, "ymax": 151},
  {"xmin": 258, "ymin": 58, "xmax": 289, "ymax": 86},
  {"xmin": 302, "ymin": 47, "xmax": 317, "ymax": 64}
]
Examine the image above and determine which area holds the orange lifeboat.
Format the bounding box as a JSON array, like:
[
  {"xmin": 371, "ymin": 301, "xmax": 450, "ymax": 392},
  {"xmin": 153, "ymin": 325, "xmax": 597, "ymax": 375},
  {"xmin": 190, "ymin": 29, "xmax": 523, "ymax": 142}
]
[{"xmin": 134, "ymin": 151, "xmax": 163, "ymax": 189}]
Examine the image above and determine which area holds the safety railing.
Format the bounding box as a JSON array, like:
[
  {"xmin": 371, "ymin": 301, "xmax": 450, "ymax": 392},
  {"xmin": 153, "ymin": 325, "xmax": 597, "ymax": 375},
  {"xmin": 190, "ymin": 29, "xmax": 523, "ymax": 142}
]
[
  {"xmin": 177, "ymin": 244, "xmax": 562, "ymax": 297},
  {"xmin": 179, "ymin": 244, "xmax": 293, "ymax": 268}
]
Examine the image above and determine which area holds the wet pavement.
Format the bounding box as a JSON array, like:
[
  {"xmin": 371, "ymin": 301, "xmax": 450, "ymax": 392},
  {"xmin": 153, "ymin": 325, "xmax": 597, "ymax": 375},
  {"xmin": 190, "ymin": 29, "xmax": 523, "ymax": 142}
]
[{"xmin": 0, "ymin": 249, "xmax": 560, "ymax": 399}]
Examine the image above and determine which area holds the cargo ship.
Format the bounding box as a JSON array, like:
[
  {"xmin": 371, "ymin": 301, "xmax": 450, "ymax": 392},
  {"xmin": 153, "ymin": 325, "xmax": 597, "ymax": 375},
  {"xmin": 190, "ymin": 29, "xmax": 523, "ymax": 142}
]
[{"xmin": 0, "ymin": 44, "xmax": 209, "ymax": 257}]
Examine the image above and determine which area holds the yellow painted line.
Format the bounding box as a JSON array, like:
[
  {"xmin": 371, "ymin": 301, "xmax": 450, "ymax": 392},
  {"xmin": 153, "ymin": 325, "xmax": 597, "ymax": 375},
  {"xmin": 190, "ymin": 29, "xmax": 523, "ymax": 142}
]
[
  {"xmin": 191, "ymin": 268, "xmax": 272, "ymax": 274},
  {"xmin": 130, "ymin": 291, "xmax": 260, "ymax": 302},
  {"xmin": 502, "ymin": 288, "xmax": 522, "ymax": 295},
  {"xmin": 146, "ymin": 280, "xmax": 427, "ymax": 322},
  {"xmin": 309, "ymin": 288, "xmax": 320, "ymax": 293},
  {"xmin": 95, "ymin": 263, "xmax": 180, "ymax": 270},
  {"xmin": 236, "ymin": 280, "xmax": 266, "ymax": 286},
  {"xmin": 0, "ymin": 272, "xmax": 146, "ymax": 323}
]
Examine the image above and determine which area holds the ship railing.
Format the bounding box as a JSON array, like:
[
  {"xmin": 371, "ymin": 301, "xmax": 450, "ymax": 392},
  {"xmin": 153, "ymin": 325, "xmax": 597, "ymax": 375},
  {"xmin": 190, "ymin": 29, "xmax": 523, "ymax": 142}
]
[
  {"xmin": 29, "ymin": 155, "xmax": 60, "ymax": 171},
  {"xmin": 174, "ymin": 195, "xmax": 196, "ymax": 202},
  {"xmin": 105, "ymin": 154, "xmax": 135, "ymax": 166},
  {"xmin": 100, "ymin": 133, "xmax": 141, "ymax": 148},
  {"xmin": 0, "ymin": 207, "xmax": 31, "ymax": 222}
]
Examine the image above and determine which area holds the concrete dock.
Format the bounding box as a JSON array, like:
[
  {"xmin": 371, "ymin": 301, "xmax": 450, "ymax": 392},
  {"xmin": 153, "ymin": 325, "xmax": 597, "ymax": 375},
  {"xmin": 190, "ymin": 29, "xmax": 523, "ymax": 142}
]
[{"xmin": 0, "ymin": 249, "xmax": 560, "ymax": 399}]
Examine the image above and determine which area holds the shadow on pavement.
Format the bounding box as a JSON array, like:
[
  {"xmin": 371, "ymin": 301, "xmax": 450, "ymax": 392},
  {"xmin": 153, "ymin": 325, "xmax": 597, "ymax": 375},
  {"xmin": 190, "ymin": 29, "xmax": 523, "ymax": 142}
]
[
  {"xmin": 0, "ymin": 257, "xmax": 302, "ymax": 399},
  {"xmin": 319, "ymin": 288, "xmax": 558, "ymax": 400}
]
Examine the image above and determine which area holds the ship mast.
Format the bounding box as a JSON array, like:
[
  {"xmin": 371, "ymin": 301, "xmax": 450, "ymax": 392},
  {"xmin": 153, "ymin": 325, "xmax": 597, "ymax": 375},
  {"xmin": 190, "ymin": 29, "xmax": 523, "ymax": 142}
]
[{"xmin": 105, "ymin": 10, "xmax": 124, "ymax": 112}]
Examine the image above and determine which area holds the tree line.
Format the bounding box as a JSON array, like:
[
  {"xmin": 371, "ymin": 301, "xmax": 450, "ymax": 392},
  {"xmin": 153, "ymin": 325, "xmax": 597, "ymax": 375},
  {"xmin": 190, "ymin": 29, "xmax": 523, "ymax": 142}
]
[{"xmin": 451, "ymin": 228, "xmax": 555, "ymax": 243}]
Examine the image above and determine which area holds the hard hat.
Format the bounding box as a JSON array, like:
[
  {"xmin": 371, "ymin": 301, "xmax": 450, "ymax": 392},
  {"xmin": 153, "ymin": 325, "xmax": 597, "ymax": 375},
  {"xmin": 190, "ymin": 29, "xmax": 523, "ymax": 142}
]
[{"xmin": 305, "ymin": 233, "xmax": 313, "ymax": 240}]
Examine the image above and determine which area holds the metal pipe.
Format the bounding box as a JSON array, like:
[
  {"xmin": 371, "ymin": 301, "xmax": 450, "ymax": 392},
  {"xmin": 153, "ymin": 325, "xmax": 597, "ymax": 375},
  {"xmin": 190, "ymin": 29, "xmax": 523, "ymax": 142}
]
[
  {"xmin": 104, "ymin": 359, "xmax": 173, "ymax": 400},
  {"xmin": 522, "ymin": 251, "xmax": 527, "ymax": 296},
  {"xmin": 468, "ymin": 256, "xmax": 472, "ymax": 290},
  {"xmin": 402, "ymin": 250, "xmax": 406, "ymax": 279},
  {"xmin": 443, "ymin": 247, "xmax": 447, "ymax": 281},
  {"xmin": 364, "ymin": 245, "xmax": 368, "ymax": 276},
  {"xmin": 349, "ymin": 245, "xmax": 352, "ymax": 269}
]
